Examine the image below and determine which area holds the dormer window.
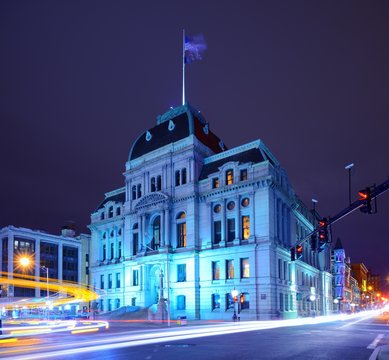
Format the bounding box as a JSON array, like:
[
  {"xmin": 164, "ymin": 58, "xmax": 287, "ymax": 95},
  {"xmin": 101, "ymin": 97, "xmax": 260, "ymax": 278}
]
[
  {"xmin": 108, "ymin": 206, "xmax": 113, "ymax": 218},
  {"xmin": 116, "ymin": 207, "xmax": 121, "ymax": 216},
  {"xmin": 145, "ymin": 131, "xmax": 152, "ymax": 141},
  {"xmin": 168, "ymin": 119, "xmax": 175, "ymax": 131},
  {"xmin": 101, "ymin": 212, "xmax": 105, "ymax": 220},
  {"xmin": 212, "ymin": 178, "xmax": 219, "ymax": 189},
  {"xmin": 226, "ymin": 169, "xmax": 234, "ymax": 185}
]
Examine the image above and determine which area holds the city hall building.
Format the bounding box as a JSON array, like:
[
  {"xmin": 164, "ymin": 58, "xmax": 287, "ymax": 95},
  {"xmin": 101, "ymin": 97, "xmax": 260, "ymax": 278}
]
[{"xmin": 89, "ymin": 104, "xmax": 333, "ymax": 320}]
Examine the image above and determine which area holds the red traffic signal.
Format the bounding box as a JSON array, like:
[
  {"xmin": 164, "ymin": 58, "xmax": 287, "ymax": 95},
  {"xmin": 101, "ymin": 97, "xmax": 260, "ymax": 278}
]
[
  {"xmin": 296, "ymin": 245, "xmax": 303, "ymax": 260},
  {"xmin": 358, "ymin": 187, "xmax": 372, "ymax": 214},
  {"xmin": 318, "ymin": 218, "xmax": 329, "ymax": 249}
]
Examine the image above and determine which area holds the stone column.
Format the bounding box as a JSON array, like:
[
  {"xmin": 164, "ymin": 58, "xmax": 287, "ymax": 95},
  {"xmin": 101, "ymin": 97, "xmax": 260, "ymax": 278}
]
[
  {"xmin": 207, "ymin": 202, "xmax": 212, "ymax": 248},
  {"xmin": 220, "ymin": 199, "xmax": 226, "ymax": 247},
  {"xmin": 233, "ymin": 197, "xmax": 240, "ymax": 245},
  {"xmin": 164, "ymin": 208, "xmax": 170, "ymax": 247},
  {"xmin": 160, "ymin": 210, "xmax": 165, "ymax": 248},
  {"xmin": 249, "ymin": 192, "xmax": 255, "ymax": 243},
  {"xmin": 141, "ymin": 215, "xmax": 146, "ymax": 251}
]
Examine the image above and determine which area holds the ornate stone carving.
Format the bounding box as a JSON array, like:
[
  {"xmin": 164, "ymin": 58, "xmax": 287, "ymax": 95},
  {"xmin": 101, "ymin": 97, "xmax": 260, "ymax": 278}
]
[{"xmin": 135, "ymin": 192, "xmax": 169, "ymax": 210}]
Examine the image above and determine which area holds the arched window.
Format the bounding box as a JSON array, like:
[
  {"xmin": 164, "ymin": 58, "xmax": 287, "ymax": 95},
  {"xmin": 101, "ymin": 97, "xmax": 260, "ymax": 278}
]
[
  {"xmin": 137, "ymin": 184, "xmax": 142, "ymax": 198},
  {"xmin": 150, "ymin": 177, "xmax": 156, "ymax": 192},
  {"xmin": 132, "ymin": 185, "xmax": 136, "ymax": 200},
  {"xmin": 110, "ymin": 243, "xmax": 114, "ymax": 260},
  {"xmin": 102, "ymin": 244, "xmax": 106, "ymax": 261},
  {"xmin": 226, "ymin": 169, "xmax": 234, "ymax": 185},
  {"xmin": 132, "ymin": 223, "xmax": 138, "ymax": 255},
  {"xmin": 176, "ymin": 212, "xmax": 186, "ymax": 248},
  {"xmin": 157, "ymin": 175, "xmax": 162, "ymax": 191},
  {"xmin": 151, "ymin": 216, "xmax": 160, "ymax": 250},
  {"xmin": 181, "ymin": 168, "xmax": 187, "ymax": 184},
  {"xmin": 175, "ymin": 170, "xmax": 180, "ymax": 186},
  {"xmin": 108, "ymin": 206, "xmax": 113, "ymax": 218},
  {"xmin": 118, "ymin": 241, "xmax": 122, "ymax": 258}
]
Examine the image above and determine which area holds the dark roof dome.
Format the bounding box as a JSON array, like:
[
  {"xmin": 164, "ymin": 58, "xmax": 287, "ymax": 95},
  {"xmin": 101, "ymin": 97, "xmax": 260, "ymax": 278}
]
[{"xmin": 128, "ymin": 103, "xmax": 226, "ymax": 161}]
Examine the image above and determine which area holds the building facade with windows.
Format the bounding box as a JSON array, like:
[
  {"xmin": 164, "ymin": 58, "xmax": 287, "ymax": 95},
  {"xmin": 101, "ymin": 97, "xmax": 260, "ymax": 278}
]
[
  {"xmin": 0, "ymin": 225, "xmax": 89, "ymax": 301},
  {"xmin": 89, "ymin": 104, "xmax": 333, "ymax": 320}
]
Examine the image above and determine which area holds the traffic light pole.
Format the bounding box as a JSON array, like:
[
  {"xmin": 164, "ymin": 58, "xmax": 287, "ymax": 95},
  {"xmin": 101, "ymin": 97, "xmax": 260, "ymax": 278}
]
[{"xmin": 291, "ymin": 178, "xmax": 389, "ymax": 254}]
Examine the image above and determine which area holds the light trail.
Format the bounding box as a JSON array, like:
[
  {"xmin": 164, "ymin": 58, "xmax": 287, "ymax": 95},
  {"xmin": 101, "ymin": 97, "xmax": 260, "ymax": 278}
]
[
  {"xmin": 0, "ymin": 271, "xmax": 99, "ymax": 310},
  {"xmin": 0, "ymin": 310, "xmax": 380, "ymax": 359}
]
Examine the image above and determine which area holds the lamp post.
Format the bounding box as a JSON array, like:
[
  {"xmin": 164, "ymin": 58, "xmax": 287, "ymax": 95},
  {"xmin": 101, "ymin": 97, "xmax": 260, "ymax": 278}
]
[
  {"xmin": 345, "ymin": 163, "xmax": 354, "ymax": 206},
  {"xmin": 334, "ymin": 298, "xmax": 339, "ymax": 313},
  {"xmin": 19, "ymin": 256, "xmax": 50, "ymax": 320},
  {"xmin": 231, "ymin": 289, "xmax": 238, "ymax": 322}
]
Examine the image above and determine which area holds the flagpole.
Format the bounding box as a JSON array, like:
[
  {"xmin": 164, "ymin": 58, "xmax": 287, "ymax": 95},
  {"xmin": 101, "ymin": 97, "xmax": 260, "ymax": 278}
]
[{"xmin": 182, "ymin": 29, "xmax": 185, "ymax": 106}]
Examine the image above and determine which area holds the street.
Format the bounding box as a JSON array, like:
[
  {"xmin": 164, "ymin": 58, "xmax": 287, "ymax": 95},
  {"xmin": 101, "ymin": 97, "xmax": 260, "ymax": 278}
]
[{"xmin": 1, "ymin": 312, "xmax": 388, "ymax": 360}]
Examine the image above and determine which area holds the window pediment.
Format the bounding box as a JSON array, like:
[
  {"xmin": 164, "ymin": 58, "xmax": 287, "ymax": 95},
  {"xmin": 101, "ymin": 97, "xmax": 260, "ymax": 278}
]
[{"xmin": 134, "ymin": 192, "xmax": 169, "ymax": 210}]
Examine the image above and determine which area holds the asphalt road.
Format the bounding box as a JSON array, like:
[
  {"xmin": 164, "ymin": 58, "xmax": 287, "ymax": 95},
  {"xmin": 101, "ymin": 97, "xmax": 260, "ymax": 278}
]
[{"xmin": 1, "ymin": 312, "xmax": 388, "ymax": 360}]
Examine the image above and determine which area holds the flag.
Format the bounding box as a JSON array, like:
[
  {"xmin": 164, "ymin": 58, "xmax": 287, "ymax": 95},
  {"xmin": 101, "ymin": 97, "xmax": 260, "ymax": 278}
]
[{"xmin": 184, "ymin": 34, "xmax": 207, "ymax": 64}]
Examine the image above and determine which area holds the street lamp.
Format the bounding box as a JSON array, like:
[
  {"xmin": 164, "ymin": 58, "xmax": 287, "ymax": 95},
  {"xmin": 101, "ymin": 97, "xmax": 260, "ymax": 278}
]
[
  {"xmin": 334, "ymin": 298, "xmax": 340, "ymax": 313},
  {"xmin": 19, "ymin": 257, "xmax": 50, "ymax": 320},
  {"xmin": 231, "ymin": 289, "xmax": 238, "ymax": 322}
]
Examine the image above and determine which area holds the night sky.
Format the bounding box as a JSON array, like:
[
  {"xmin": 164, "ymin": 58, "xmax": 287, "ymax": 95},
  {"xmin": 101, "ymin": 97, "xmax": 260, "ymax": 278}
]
[{"xmin": 1, "ymin": 1, "xmax": 388, "ymax": 290}]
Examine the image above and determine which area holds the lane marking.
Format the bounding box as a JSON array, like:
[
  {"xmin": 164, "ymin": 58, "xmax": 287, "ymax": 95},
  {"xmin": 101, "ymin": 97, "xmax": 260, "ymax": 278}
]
[{"xmin": 367, "ymin": 334, "xmax": 384, "ymax": 349}]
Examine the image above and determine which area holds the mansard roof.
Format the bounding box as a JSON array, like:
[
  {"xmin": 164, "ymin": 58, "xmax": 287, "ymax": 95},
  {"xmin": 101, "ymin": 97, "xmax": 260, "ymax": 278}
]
[
  {"xmin": 95, "ymin": 187, "xmax": 125, "ymax": 212},
  {"xmin": 128, "ymin": 103, "xmax": 225, "ymax": 161},
  {"xmin": 199, "ymin": 140, "xmax": 277, "ymax": 180}
]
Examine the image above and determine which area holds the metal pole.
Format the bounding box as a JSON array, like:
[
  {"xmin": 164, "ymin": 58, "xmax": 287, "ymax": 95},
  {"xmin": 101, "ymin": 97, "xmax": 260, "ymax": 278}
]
[
  {"xmin": 166, "ymin": 250, "xmax": 170, "ymax": 327},
  {"xmin": 182, "ymin": 29, "xmax": 185, "ymax": 105},
  {"xmin": 46, "ymin": 267, "xmax": 49, "ymax": 320}
]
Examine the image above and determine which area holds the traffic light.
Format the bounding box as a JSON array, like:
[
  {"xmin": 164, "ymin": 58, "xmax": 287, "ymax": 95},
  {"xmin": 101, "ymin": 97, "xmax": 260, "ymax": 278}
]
[
  {"xmin": 358, "ymin": 187, "xmax": 372, "ymax": 214},
  {"xmin": 290, "ymin": 247, "xmax": 296, "ymax": 261},
  {"xmin": 296, "ymin": 245, "xmax": 303, "ymax": 260},
  {"xmin": 318, "ymin": 218, "xmax": 329, "ymax": 251}
]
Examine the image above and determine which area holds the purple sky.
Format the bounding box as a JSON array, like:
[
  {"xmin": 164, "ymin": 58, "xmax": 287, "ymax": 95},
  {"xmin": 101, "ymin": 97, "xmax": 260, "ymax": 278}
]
[{"xmin": 1, "ymin": 1, "xmax": 388, "ymax": 291}]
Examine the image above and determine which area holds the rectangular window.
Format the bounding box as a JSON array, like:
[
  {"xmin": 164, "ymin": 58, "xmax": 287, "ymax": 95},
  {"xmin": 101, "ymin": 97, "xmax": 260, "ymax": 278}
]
[
  {"xmin": 116, "ymin": 273, "xmax": 121, "ymax": 288},
  {"xmin": 240, "ymin": 169, "xmax": 248, "ymax": 181},
  {"xmin": 226, "ymin": 169, "xmax": 234, "ymax": 185},
  {"xmin": 283, "ymin": 261, "xmax": 287, "ymax": 280},
  {"xmin": 212, "ymin": 261, "xmax": 220, "ymax": 280},
  {"xmin": 279, "ymin": 292, "xmax": 284, "ymax": 311},
  {"xmin": 137, "ymin": 184, "xmax": 142, "ymax": 198},
  {"xmin": 118, "ymin": 241, "xmax": 122, "ymax": 258},
  {"xmin": 212, "ymin": 178, "xmax": 219, "ymax": 189},
  {"xmin": 133, "ymin": 269, "xmax": 139, "ymax": 286},
  {"xmin": 278, "ymin": 259, "xmax": 282, "ymax": 279},
  {"xmin": 108, "ymin": 299, "xmax": 112, "ymax": 312},
  {"xmin": 103, "ymin": 244, "xmax": 106, "ymax": 261},
  {"xmin": 226, "ymin": 293, "xmax": 234, "ymax": 309},
  {"xmin": 213, "ymin": 221, "xmax": 221, "ymax": 244},
  {"xmin": 240, "ymin": 293, "xmax": 250, "ymax": 310},
  {"xmin": 132, "ymin": 186, "xmax": 136, "ymax": 200},
  {"xmin": 242, "ymin": 215, "xmax": 250, "ymax": 240},
  {"xmin": 226, "ymin": 260, "xmax": 234, "ymax": 279},
  {"xmin": 227, "ymin": 218, "xmax": 235, "ymax": 242},
  {"xmin": 290, "ymin": 294, "xmax": 293, "ymax": 311},
  {"xmin": 110, "ymin": 243, "xmax": 114, "ymax": 260},
  {"xmin": 212, "ymin": 294, "xmax": 221, "ymax": 310},
  {"xmin": 177, "ymin": 295, "xmax": 186, "ymax": 310},
  {"xmin": 133, "ymin": 233, "xmax": 138, "ymax": 255},
  {"xmin": 177, "ymin": 222, "xmax": 186, "ymax": 248},
  {"xmin": 108, "ymin": 273, "xmax": 112, "ymax": 289},
  {"xmin": 240, "ymin": 258, "xmax": 250, "ymax": 278},
  {"xmin": 285, "ymin": 293, "xmax": 289, "ymax": 311},
  {"xmin": 177, "ymin": 264, "xmax": 186, "ymax": 282},
  {"xmin": 100, "ymin": 274, "xmax": 104, "ymax": 290}
]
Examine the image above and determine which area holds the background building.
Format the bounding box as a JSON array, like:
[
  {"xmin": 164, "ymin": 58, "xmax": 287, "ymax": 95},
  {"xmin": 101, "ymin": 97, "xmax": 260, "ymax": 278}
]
[
  {"xmin": 89, "ymin": 104, "xmax": 333, "ymax": 320},
  {"xmin": 0, "ymin": 225, "xmax": 89, "ymax": 314}
]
